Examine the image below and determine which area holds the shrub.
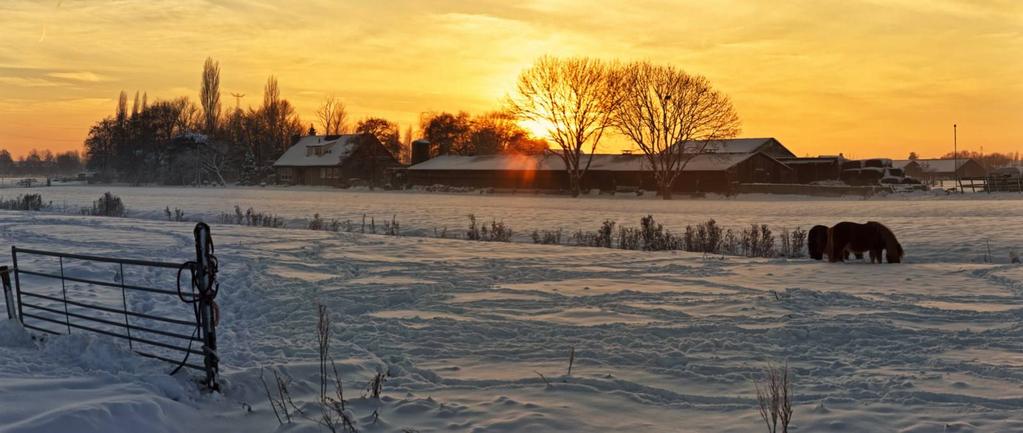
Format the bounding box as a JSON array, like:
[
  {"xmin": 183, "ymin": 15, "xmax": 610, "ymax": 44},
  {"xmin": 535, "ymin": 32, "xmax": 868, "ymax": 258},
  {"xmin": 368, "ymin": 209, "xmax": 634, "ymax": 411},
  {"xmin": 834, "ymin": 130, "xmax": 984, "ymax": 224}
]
[
  {"xmin": 721, "ymin": 228, "xmax": 739, "ymax": 255},
  {"xmin": 0, "ymin": 194, "xmax": 45, "ymax": 211},
  {"xmin": 218, "ymin": 205, "xmax": 285, "ymax": 227},
  {"xmin": 596, "ymin": 220, "xmax": 615, "ymax": 248},
  {"xmin": 467, "ymin": 214, "xmax": 512, "ymax": 242},
  {"xmin": 778, "ymin": 227, "xmax": 807, "ymax": 258},
  {"xmin": 617, "ymin": 226, "xmax": 641, "ymax": 250},
  {"xmin": 164, "ymin": 206, "xmax": 185, "ymax": 221},
  {"xmin": 532, "ymin": 229, "xmax": 562, "ymax": 245},
  {"xmin": 383, "ymin": 215, "xmax": 400, "ymax": 236},
  {"xmin": 754, "ymin": 363, "xmax": 794, "ymax": 433},
  {"xmin": 84, "ymin": 192, "xmax": 125, "ymax": 217}
]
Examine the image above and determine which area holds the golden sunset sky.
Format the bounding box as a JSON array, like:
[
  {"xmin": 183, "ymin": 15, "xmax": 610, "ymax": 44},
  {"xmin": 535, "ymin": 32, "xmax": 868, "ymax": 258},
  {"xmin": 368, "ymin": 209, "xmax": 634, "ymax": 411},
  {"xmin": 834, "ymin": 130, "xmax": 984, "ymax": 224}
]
[{"xmin": 1, "ymin": 0, "xmax": 1021, "ymax": 159}]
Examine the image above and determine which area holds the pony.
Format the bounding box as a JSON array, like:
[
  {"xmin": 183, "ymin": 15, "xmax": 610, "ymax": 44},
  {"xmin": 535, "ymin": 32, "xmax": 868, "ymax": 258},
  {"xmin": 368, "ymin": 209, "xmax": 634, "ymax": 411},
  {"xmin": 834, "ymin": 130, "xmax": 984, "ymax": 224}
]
[
  {"xmin": 808, "ymin": 225, "xmax": 829, "ymax": 260},
  {"xmin": 826, "ymin": 221, "xmax": 903, "ymax": 263},
  {"xmin": 867, "ymin": 221, "xmax": 903, "ymax": 263},
  {"xmin": 811, "ymin": 224, "xmax": 862, "ymax": 261}
]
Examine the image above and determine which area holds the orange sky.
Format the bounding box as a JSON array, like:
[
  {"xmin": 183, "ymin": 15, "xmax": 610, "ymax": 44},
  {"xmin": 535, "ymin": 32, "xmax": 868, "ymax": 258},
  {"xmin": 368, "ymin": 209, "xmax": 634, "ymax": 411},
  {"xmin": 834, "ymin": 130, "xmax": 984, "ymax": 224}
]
[{"xmin": 1, "ymin": 0, "xmax": 1022, "ymax": 159}]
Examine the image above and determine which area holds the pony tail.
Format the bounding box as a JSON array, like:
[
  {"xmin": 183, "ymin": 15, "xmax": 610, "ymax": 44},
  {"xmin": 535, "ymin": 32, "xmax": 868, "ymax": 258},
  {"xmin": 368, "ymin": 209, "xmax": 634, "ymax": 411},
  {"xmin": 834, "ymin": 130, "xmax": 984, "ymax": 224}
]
[{"xmin": 825, "ymin": 227, "xmax": 836, "ymax": 262}]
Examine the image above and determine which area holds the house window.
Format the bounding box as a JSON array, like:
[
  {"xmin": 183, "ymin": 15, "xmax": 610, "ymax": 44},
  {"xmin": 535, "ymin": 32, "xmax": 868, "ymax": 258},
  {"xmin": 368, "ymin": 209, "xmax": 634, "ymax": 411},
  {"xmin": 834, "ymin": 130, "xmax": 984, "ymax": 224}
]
[
  {"xmin": 279, "ymin": 168, "xmax": 292, "ymax": 182},
  {"xmin": 307, "ymin": 146, "xmax": 327, "ymax": 157},
  {"xmin": 319, "ymin": 167, "xmax": 341, "ymax": 179}
]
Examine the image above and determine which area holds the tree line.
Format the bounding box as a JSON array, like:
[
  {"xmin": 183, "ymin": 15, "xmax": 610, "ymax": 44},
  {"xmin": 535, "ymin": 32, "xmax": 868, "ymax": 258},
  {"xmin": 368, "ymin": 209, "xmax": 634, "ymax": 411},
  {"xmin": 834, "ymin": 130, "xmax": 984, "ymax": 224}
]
[
  {"xmin": 50, "ymin": 55, "xmax": 740, "ymax": 194},
  {"xmin": 0, "ymin": 149, "xmax": 83, "ymax": 177}
]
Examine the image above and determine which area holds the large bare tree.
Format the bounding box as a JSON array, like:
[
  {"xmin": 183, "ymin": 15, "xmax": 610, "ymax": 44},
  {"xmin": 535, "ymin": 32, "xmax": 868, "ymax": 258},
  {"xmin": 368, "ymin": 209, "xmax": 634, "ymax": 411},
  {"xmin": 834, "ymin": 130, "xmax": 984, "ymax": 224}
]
[
  {"xmin": 614, "ymin": 62, "xmax": 740, "ymax": 199},
  {"xmin": 200, "ymin": 57, "xmax": 221, "ymax": 135},
  {"xmin": 508, "ymin": 56, "xmax": 624, "ymax": 196},
  {"xmin": 316, "ymin": 95, "xmax": 349, "ymax": 135}
]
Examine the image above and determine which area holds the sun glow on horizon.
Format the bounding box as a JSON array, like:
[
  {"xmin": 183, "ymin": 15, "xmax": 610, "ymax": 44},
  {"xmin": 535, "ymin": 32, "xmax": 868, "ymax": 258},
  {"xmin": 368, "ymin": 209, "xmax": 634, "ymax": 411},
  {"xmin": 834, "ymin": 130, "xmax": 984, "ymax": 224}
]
[{"xmin": 1, "ymin": 1, "xmax": 1021, "ymax": 159}]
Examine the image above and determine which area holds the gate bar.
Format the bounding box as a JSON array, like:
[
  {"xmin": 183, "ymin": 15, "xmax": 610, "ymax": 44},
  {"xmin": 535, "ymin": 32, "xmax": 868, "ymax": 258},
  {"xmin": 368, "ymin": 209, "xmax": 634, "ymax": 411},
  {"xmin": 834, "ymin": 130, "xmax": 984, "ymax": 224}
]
[
  {"xmin": 20, "ymin": 302, "xmax": 201, "ymax": 341},
  {"xmin": 19, "ymin": 291, "xmax": 196, "ymax": 326},
  {"xmin": 12, "ymin": 247, "xmax": 183, "ymax": 269},
  {"xmin": 15, "ymin": 268, "xmax": 180, "ymax": 296}
]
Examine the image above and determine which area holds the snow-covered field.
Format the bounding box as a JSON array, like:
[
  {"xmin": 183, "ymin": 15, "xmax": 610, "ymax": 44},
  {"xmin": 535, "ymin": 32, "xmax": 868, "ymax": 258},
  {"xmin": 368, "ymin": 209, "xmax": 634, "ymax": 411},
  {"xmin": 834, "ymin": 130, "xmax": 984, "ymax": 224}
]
[
  {"xmin": 8, "ymin": 184, "xmax": 1023, "ymax": 262},
  {"xmin": 1, "ymin": 190, "xmax": 1023, "ymax": 432}
]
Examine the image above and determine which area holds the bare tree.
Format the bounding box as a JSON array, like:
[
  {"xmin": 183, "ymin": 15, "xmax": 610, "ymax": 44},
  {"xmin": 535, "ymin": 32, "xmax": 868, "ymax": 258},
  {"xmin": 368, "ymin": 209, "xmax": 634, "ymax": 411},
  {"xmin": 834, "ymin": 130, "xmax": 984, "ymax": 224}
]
[
  {"xmin": 260, "ymin": 75, "xmax": 303, "ymax": 160},
  {"xmin": 508, "ymin": 56, "xmax": 624, "ymax": 196},
  {"xmin": 116, "ymin": 90, "xmax": 129, "ymax": 127},
  {"xmin": 614, "ymin": 62, "xmax": 740, "ymax": 199},
  {"xmin": 200, "ymin": 57, "xmax": 222, "ymax": 136},
  {"xmin": 317, "ymin": 96, "xmax": 349, "ymax": 135}
]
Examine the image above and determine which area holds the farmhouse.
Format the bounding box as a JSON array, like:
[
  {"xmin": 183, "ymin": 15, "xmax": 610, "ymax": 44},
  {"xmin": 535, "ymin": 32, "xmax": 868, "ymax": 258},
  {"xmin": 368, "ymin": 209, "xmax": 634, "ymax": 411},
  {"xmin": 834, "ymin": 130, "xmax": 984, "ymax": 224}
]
[
  {"xmin": 893, "ymin": 158, "xmax": 987, "ymax": 183},
  {"xmin": 273, "ymin": 133, "xmax": 400, "ymax": 186}
]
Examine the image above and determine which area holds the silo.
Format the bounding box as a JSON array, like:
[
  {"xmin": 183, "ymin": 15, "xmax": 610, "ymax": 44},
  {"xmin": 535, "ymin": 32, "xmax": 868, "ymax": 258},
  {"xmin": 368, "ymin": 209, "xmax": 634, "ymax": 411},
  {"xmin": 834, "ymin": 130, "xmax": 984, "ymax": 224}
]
[{"xmin": 411, "ymin": 139, "xmax": 432, "ymax": 165}]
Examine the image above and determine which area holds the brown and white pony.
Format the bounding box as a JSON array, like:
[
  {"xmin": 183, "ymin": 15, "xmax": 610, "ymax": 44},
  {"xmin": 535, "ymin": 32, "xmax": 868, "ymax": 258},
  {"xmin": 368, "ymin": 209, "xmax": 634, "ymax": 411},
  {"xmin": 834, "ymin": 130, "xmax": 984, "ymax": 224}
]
[{"xmin": 825, "ymin": 221, "xmax": 904, "ymax": 263}]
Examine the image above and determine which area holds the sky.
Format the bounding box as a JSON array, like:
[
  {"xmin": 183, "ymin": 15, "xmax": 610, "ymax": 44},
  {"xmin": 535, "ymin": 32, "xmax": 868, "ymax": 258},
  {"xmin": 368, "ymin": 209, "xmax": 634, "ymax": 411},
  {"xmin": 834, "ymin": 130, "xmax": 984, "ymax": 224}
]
[{"xmin": 1, "ymin": 0, "xmax": 1021, "ymax": 159}]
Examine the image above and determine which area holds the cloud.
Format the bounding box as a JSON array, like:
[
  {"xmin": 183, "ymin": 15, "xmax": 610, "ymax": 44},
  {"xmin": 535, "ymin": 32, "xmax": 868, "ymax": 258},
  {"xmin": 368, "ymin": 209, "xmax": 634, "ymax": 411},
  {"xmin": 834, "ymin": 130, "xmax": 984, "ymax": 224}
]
[{"xmin": 46, "ymin": 71, "xmax": 105, "ymax": 82}]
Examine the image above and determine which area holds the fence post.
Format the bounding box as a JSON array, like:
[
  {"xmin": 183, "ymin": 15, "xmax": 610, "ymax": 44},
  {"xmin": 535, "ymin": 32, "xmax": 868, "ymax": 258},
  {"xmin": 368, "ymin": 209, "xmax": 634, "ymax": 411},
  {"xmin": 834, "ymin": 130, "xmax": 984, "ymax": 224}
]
[
  {"xmin": 193, "ymin": 223, "xmax": 220, "ymax": 391},
  {"xmin": 1, "ymin": 266, "xmax": 14, "ymax": 321},
  {"xmin": 11, "ymin": 247, "xmax": 22, "ymax": 324}
]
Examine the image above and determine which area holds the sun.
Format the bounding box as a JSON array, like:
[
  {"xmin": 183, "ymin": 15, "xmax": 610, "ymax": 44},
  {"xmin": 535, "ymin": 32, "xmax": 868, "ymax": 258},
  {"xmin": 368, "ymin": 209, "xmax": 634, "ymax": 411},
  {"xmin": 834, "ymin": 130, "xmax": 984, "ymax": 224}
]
[{"xmin": 518, "ymin": 118, "xmax": 555, "ymax": 141}]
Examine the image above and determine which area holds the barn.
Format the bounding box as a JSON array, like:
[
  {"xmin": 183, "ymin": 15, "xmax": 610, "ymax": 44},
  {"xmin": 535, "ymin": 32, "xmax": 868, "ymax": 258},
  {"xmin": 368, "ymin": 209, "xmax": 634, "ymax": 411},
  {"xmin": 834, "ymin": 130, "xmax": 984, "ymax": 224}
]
[
  {"xmin": 406, "ymin": 151, "xmax": 794, "ymax": 194},
  {"xmin": 893, "ymin": 158, "xmax": 987, "ymax": 183},
  {"xmin": 777, "ymin": 156, "xmax": 844, "ymax": 184},
  {"xmin": 273, "ymin": 133, "xmax": 400, "ymax": 187},
  {"xmin": 675, "ymin": 137, "xmax": 796, "ymax": 158}
]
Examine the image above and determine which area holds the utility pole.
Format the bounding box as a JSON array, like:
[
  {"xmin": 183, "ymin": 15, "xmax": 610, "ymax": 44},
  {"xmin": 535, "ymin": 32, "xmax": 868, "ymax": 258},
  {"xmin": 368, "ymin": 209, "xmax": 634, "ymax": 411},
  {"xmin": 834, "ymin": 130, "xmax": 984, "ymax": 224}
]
[
  {"xmin": 954, "ymin": 124, "xmax": 962, "ymax": 194},
  {"xmin": 230, "ymin": 92, "xmax": 245, "ymax": 112}
]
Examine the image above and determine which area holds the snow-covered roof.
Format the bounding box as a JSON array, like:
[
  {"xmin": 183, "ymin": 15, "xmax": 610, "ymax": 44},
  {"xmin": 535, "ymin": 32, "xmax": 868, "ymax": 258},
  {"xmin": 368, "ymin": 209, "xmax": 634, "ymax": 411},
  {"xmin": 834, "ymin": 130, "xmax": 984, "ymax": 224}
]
[
  {"xmin": 674, "ymin": 137, "xmax": 793, "ymax": 157},
  {"xmin": 273, "ymin": 135, "xmax": 360, "ymax": 167},
  {"xmin": 407, "ymin": 152, "xmax": 770, "ymax": 172},
  {"xmin": 892, "ymin": 158, "xmax": 971, "ymax": 173}
]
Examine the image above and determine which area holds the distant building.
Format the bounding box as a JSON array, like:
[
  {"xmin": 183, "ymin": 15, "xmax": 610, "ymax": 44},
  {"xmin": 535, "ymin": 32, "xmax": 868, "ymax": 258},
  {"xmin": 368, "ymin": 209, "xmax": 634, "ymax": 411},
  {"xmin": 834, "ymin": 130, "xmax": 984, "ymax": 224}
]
[
  {"xmin": 778, "ymin": 155, "xmax": 844, "ymax": 184},
  {"xmin": 893, "ymin": 158, "xmax": 987, "ymax": 183},
  {"xmin": 273, "ymin": 134, "xmax": 400, "ymax": 186},
  {"xmin": 406, "ymin": 149, "xmax": 794, "ymax": 193},
  {"xmin": 675, "ymin": 137, "xmax": 796, "ymax": 158}
]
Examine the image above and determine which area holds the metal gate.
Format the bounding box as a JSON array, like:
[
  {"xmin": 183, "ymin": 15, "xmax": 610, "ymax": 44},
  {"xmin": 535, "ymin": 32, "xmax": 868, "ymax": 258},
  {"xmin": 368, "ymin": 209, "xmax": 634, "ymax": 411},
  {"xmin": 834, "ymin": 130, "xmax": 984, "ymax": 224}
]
[{"xmin": 1, "ymin": 223, "xmax": 221, "ymax": 390}]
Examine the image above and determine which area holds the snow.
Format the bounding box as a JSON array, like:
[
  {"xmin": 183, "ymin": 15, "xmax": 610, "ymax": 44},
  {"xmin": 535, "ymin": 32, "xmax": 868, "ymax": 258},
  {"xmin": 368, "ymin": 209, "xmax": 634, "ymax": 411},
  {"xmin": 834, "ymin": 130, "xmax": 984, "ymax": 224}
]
[
  {"xmin": 893, "ymin": 159, "xmax": 970, "ymax": 174},
  {"xmin": 273, "ymin": 135, "xmax": 359, "ymax": 167},
  {"xmin": 1, "ymin": 191, "xmax": 1023, "ymax": 432},
  {"xmin": 10, "ymin": 185, "xmax": 1023, "ymax": 263}
]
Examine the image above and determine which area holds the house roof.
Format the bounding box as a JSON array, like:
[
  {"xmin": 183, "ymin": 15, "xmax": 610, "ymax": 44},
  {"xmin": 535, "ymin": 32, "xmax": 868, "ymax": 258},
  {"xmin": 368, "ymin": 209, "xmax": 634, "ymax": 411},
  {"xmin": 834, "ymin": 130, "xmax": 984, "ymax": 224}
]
[
  {"xmin": 892, "ymin": 158, "xmax": 972, "ymax": 173},
  {"xmin": 407, "ymin": 152, "xmax": 774, "ymax": 172},
  {"xmin": 273, "ymin": 135, "xmax": 360, "ymax": 167},
  {"xmin": 675, "ymin": 137, "xmax": 794, "ymax": 157}
]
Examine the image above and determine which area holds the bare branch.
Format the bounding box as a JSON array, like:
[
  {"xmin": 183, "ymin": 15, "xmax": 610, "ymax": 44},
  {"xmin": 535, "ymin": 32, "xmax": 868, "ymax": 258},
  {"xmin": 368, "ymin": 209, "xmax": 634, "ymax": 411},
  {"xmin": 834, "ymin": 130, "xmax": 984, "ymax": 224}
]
[
  {"xmin": 613, "ymin": 62, "xmax": 740, "ymax": 199},
  {"xmin": 507, "ymin": 56, "xmax": 624, "ymax": 196}
]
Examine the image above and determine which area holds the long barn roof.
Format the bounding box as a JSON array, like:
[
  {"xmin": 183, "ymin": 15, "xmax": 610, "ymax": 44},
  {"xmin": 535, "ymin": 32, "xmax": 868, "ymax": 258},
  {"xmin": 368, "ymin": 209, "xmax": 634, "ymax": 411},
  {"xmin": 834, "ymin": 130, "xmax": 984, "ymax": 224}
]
[{"xmin": 407, "ymin": 152, "xmax": 769, "ymax": 172}]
